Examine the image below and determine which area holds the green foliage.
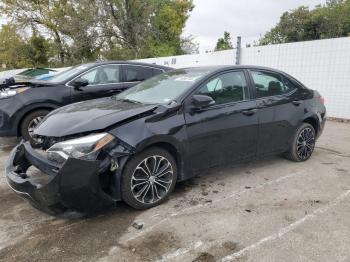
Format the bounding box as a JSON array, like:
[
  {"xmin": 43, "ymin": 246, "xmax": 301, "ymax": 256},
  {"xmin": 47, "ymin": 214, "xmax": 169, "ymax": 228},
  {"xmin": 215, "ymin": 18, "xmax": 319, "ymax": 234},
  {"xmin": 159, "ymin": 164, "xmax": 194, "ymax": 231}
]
[
  {"xmin": 25, "ymin": 34, "xmax": 50, "ymax": 67},
  {"xmin": 102, "ymin": 0, "xmax": 194, "ymax": 59},
  {"xmin": 150, "ymin": 0, "xmax": 194, "ymax": 56},
  {"xmin": 0, "ymin": 24, "xmax": 31, "ymax": 69},
  {"xmin": 259, "ymin": 0, "xmax": 350, "ymax": 45},
  {"xmin": 215, "ymin": 31, "xmax": 233, "ymax": 51},
  {"xmin": 0, "ymin": 25, "xmax": 52, "ymax": 69},
  {"xmin": 0, "ymin": 0, "xmax": 195, "ymax": 68}
]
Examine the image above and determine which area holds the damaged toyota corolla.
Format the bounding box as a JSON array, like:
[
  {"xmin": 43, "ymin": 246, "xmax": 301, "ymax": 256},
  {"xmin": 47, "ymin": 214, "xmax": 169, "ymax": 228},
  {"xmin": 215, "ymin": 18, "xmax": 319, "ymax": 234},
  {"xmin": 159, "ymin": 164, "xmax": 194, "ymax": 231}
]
[{"xmin": 6, "ymin": 66, "xmax": 326, "ymax": 215}]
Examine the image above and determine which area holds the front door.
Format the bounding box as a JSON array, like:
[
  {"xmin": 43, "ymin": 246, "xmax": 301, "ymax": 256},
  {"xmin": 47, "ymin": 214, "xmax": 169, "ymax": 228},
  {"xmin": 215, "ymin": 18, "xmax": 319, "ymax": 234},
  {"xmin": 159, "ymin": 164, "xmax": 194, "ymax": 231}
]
[
  {"xmin": 184, "ymin": 70, "xmax": 259, "ymax": 173},
  {"xmin": 70, "ymin": 64, "xmax": 126, "ymax": 103}
]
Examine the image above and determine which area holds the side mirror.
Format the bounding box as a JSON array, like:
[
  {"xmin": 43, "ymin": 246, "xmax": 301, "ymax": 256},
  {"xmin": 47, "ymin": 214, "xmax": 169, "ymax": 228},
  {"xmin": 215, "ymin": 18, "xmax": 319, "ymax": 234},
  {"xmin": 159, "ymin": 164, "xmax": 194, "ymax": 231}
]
[
  {"xmin": 72, "ymin": 78, "xmax": 89, "ymax": 90},
  {"xmin": 191, "ymin": 95, "xmax": 215, "ymax": 110}
]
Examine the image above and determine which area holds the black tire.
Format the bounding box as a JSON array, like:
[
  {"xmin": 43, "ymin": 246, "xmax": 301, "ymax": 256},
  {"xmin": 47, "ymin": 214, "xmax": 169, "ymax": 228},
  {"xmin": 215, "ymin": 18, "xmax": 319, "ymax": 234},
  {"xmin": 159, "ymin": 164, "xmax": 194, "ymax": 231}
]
[
  {"xmin": 121, "ymin": 147, "xmax": 177, "ymax": 210},
  {"xmin": 20, "ymin": 109, "xmax": 50, "ymax": 144},
  {"xmin": 284, "ymin": 123, "xmax": 316, "ymax": 162}
]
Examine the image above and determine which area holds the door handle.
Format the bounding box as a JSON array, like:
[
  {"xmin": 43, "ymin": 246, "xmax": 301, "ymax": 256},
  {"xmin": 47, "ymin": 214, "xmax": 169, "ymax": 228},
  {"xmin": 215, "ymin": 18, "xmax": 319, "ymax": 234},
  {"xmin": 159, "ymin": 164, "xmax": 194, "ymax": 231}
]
[
  {"xmin": 292, "ymin": 100, "xmax": 302, "ymax": 106},
  {"xmin": 242, "ymin": 108, "xmax": 258, "ymax": 116}
]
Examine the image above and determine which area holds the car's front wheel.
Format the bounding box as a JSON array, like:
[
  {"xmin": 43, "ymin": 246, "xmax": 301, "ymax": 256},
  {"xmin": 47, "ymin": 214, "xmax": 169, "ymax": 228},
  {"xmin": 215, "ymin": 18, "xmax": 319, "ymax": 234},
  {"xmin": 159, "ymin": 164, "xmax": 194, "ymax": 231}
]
[
  {"xmin": 121, "ymin": 147, "xmax": 177, "ymax": 209},
  {"xmin": 20, "ymin": 109, "xmax": 50, "ymax": 144},
  {"xmin": 285, "ymin": 123, "xmax": 316, "ymax": 162}
]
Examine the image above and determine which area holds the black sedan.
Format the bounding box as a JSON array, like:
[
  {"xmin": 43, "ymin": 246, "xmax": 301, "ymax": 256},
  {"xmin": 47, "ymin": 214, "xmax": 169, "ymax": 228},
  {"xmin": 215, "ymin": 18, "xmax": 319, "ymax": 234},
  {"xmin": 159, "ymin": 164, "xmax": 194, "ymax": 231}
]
[
  {"xmin": 6, "ymin": 66, "xmax": 326, "ymax": 215},
  {"xmin": 0, "ymin": 61, "xmax": 171, "ymax": 143}
]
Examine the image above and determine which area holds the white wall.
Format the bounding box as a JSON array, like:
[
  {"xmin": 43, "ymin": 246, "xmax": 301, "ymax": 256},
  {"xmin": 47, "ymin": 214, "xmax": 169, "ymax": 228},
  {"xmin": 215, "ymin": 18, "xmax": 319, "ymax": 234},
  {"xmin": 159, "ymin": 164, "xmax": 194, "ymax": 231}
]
[
  {"xmin": 135, "ymin": 49, "xmax": 236, "ymax": 68},
  {"xmin": 241, "ymin": 37, "xmax": 350, "ymax": 119},
  {"xmin": 136, "ymin": 37, "xmax": 350, "ymax": 119}
]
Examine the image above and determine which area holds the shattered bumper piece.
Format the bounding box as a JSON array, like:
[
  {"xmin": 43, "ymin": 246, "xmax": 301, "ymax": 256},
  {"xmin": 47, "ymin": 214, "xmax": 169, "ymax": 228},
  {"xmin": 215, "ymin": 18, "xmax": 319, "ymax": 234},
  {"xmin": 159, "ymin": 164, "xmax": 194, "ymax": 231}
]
[{"xmin": 6, "ymin": 142, "xmax": 117, "ymax": 215}]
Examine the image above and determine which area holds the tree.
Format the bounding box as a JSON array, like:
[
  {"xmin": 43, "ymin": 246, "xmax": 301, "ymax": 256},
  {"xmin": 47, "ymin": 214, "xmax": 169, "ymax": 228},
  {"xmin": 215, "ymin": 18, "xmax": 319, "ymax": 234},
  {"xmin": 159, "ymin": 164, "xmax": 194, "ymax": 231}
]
[
  {"xmin": 181, "ymin": 35, "xmax": 199, "ymax": 54},
  {"xmin": 57, "ymin": 0, "xmax": 102, "ymax": 64},
  {"xmin": 148, "ymin": 0, "xmax": 195, "ymax": 57},
  {"xmin": 1, "ymin": 0, "xmax": 68, "ymax": 63},
  {"xmin": 100, "ymin": 0, "xmax": 194, "ymax": 59},
  {"xmin": 25, "ymin": 34, "xmax": 50, "ymax": 67},
  {"xmin": 0, "ymin": 24, "xmax": 31, "ymax": 69},
  {"xmin": 1, "ymin": 0, "xmax": 101, "ymax": 65},
  {"xmin": 215, "ymin": 31, "xmax": 233, "ymax": 51},
  {"xmin": 259, "ymin": 0, "xmax": 350, "ymax": 45},
  {"xmin": 0, "ymin": 0, "xmax": 195, "ymax": 66}
]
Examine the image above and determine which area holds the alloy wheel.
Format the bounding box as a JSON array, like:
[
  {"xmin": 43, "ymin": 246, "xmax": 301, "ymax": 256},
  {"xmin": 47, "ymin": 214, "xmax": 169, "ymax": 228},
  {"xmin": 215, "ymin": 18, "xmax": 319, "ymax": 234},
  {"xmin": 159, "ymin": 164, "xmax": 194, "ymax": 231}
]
[
  {"xmin": 131, "ymin": 155, "xmax": 174, "ymax": 204},
  {"xmin": 28, "ymin": 116, "xmax": 44, "ymax": 138},
  {"xmin": 296, "ymin": 127, "xmax": 315, "ymax": 160}
]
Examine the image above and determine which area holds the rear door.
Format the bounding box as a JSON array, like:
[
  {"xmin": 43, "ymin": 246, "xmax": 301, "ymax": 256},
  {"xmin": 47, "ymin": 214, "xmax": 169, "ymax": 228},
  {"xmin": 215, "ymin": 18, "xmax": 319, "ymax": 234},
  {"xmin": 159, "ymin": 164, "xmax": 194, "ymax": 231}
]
[
  {"xmin": 248, "ymin": 70, "xmax": 305, "ymax": 156},
  {"xmin": 69, "ymin": 64, "xmax": 125, "ymax": 103},
  {"xmin": 184, "ymin": 70, "xmax": 259, "ymax": 172}
]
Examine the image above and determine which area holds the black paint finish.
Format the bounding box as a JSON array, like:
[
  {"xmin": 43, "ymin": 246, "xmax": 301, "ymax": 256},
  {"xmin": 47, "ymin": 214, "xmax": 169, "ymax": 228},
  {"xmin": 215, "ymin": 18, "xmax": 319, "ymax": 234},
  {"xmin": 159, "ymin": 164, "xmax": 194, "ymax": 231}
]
[
  {"xmin": 0, "ymin": 61, "xmax": 172, "ymax": 137},
  {"xmin": 6, "ymin": 65, "xmax": 326, "ymax": 214}
]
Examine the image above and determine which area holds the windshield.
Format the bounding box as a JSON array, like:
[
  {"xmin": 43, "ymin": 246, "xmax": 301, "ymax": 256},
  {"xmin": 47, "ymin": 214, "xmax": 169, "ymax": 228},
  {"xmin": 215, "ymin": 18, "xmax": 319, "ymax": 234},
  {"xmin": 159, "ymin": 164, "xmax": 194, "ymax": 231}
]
[
  {"xmin": 48, "ymin": 64, "xmax": 92, "ymax": 83},
  {"xmin": 116, "ymin": 68, "xmax": 210, "ymax": 104}
]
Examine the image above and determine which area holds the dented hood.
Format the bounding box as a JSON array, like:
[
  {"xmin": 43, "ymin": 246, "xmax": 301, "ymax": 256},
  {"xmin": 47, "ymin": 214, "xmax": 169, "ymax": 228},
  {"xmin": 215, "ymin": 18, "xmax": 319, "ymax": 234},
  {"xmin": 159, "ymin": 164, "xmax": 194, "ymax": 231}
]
[{"xmin": 34, "ymin": 97, "xmax": 157, "ymax": 137}]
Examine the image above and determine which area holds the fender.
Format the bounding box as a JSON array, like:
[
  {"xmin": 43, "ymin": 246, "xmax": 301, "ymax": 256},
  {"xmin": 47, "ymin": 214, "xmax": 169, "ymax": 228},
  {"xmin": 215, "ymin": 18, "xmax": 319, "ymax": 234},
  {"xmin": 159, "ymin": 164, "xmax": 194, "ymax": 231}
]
[
  {"xmin": 302, "ymin": 113, "xmax": 323, "ymax": 138},
  {"xmin": 14, "ymin": 102, "xmax": 60, "ymax": 132}
]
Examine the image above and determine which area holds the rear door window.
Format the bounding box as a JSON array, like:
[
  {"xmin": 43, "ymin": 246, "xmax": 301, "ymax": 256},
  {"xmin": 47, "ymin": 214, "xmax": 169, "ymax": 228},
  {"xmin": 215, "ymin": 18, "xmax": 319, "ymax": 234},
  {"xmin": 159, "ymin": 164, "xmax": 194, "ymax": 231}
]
[
  {"xmin": 124, "ymin": 65, "xmax": 154, "ymax": 82},
  {"xmin": 251, "ymin": 71, "xmax": 295, "ymax": 98}
]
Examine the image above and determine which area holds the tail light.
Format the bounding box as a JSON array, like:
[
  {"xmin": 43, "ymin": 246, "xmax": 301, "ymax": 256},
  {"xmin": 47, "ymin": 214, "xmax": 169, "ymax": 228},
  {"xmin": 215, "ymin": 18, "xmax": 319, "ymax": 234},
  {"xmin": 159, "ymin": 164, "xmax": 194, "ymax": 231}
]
[{"xmin": 318, "ymin": 95, "xmax": 325, "ymax": 105}]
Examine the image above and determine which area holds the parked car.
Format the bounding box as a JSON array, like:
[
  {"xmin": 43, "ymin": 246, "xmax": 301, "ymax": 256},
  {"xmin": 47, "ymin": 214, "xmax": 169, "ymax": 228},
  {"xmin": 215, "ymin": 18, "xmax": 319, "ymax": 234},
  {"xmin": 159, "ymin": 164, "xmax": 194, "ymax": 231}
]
[
  {"xmin": 0, "ymin": 68, "xmax": 58, "ymax": 83},
  {"xmin": 0, "ymin": 61, "xmax": 172, "ymax": 143},
  {"xmin": 6, "ymin": 66, "xmax": 326, "ymax": 215},
  {"xmin": 17, "ymin": 68, "xmax": 58, "ymax": 78},
  {"xmin": 0, "ymin": 68, "xmax": 31, "ymax": 80},
  {"xmin": 35, "ymin": 67, "xmax": 72, "ymax": 81}
]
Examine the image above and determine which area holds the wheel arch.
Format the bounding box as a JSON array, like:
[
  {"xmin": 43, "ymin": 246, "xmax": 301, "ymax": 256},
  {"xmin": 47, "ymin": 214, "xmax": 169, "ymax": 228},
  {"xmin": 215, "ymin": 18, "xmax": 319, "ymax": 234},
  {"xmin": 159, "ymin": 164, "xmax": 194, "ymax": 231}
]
[
  {"xmin": 17, "ymin": 103, "xmax": 59, "ymax": 136},
  {"xmin": 135, "ymin": 140, "xmax": 185, "ymax": 182},
  {"xmin": 303, "ymin": 116, "xmax": 319, "ymax": 136}
]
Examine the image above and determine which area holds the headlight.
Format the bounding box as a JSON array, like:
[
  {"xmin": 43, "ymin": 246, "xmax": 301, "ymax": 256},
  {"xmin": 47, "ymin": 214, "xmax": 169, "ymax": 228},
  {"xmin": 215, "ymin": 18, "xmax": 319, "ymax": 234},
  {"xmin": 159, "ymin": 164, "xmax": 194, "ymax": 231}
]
[
  {"xmin": 47, "ymin": 133, "xmax": 114, "ymax": 163},
  {"xmin": 0, "ymin": 87, "xmax": 29, "ymax": 99}
]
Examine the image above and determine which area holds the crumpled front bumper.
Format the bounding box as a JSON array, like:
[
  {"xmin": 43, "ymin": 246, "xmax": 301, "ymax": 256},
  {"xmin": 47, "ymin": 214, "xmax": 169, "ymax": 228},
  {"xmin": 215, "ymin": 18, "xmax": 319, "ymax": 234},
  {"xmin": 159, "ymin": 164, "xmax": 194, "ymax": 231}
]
[{"xmin": 6, "ymin": 142, "xmax": 118, "ymax": 215}]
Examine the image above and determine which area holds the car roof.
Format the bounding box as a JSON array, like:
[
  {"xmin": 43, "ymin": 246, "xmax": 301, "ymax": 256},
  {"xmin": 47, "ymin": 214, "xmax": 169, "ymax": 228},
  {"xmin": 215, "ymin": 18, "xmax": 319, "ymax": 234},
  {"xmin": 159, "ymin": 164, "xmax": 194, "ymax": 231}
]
[
  {"xmin": 180, "ymin": 65, "xmax": 289, "ymax": 75},
  {"xmin": 85, "ymin": 61, "xmax": 173, "ymax": 71},
  {"xmin": 175, "ymin": 65, "xmax": 306, "ymax": 90}
]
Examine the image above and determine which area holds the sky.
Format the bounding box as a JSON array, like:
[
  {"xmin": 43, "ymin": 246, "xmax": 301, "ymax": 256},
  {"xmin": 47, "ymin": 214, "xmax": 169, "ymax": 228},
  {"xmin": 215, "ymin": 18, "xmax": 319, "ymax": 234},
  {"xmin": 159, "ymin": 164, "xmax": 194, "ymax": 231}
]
[{"xmin": 184, "ymin": 0, "xmax": 327, "ymax": 52}]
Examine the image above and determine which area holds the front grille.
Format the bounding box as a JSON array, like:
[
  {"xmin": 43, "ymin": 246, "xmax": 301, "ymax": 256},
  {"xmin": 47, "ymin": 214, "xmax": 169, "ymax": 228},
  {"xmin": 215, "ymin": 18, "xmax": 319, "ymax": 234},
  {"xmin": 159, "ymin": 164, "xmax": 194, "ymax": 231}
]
[{"xmin": 34, "ymin": 136, "xmax": 59, "ymax": 150}]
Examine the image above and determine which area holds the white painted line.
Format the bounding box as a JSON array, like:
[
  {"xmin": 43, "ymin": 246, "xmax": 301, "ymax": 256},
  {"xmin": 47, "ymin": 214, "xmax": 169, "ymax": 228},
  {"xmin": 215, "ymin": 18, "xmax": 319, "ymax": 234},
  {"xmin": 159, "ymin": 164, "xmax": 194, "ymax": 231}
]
[
  {"xmin": 125, "ymin": 170, "xmax": 307, "ymax": 242},
  {"xmin": 125, "ymin": 217, "xmax": 169, "ymax": 242},
  {"xmin": 156, "ymin": 241, "xmax": 203, "ymax": 262},
  {"xmin": 221, "ymin": 189, "xmax": 350, "ymax": 262}
]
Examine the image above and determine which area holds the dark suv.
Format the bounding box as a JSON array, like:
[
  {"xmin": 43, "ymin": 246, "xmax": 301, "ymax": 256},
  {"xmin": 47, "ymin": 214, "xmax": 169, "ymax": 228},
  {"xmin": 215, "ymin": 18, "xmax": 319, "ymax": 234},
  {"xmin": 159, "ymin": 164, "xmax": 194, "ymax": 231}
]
[{"xmin": 0, "ymin": 61, "xmax": 172, "ymax": 143}]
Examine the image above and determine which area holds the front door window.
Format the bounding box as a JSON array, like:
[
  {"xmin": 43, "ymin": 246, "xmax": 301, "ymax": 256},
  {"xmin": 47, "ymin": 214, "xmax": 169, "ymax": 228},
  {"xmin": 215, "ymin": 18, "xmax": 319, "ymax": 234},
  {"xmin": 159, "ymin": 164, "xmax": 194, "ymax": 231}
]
[{"xmin": 197, "ymin": 71, "xmax": 248, "ymax": 105}]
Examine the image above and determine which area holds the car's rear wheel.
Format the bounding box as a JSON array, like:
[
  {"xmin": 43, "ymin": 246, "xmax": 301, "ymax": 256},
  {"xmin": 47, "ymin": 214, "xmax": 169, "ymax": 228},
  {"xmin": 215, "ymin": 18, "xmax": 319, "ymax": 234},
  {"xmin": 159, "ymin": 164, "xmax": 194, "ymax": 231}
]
[
  {"xmin": 121, "ymin": 147, "xmax": 177, "ymax": 209},
  {"xmin": 285, "ymin": 123, "xmax": 316, "ymax": 162},
  {"xmin": 20, "ymin": 109, "xmax": 50, "ymax": 144}
]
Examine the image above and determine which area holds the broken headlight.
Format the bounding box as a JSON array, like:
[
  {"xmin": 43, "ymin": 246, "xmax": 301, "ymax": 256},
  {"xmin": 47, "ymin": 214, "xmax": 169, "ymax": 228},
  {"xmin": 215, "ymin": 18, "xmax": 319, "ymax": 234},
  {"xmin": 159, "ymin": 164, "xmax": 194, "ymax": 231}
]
[{"xmin": 47, "ymin": 133, "xmax": 114, "ymax": 163}]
